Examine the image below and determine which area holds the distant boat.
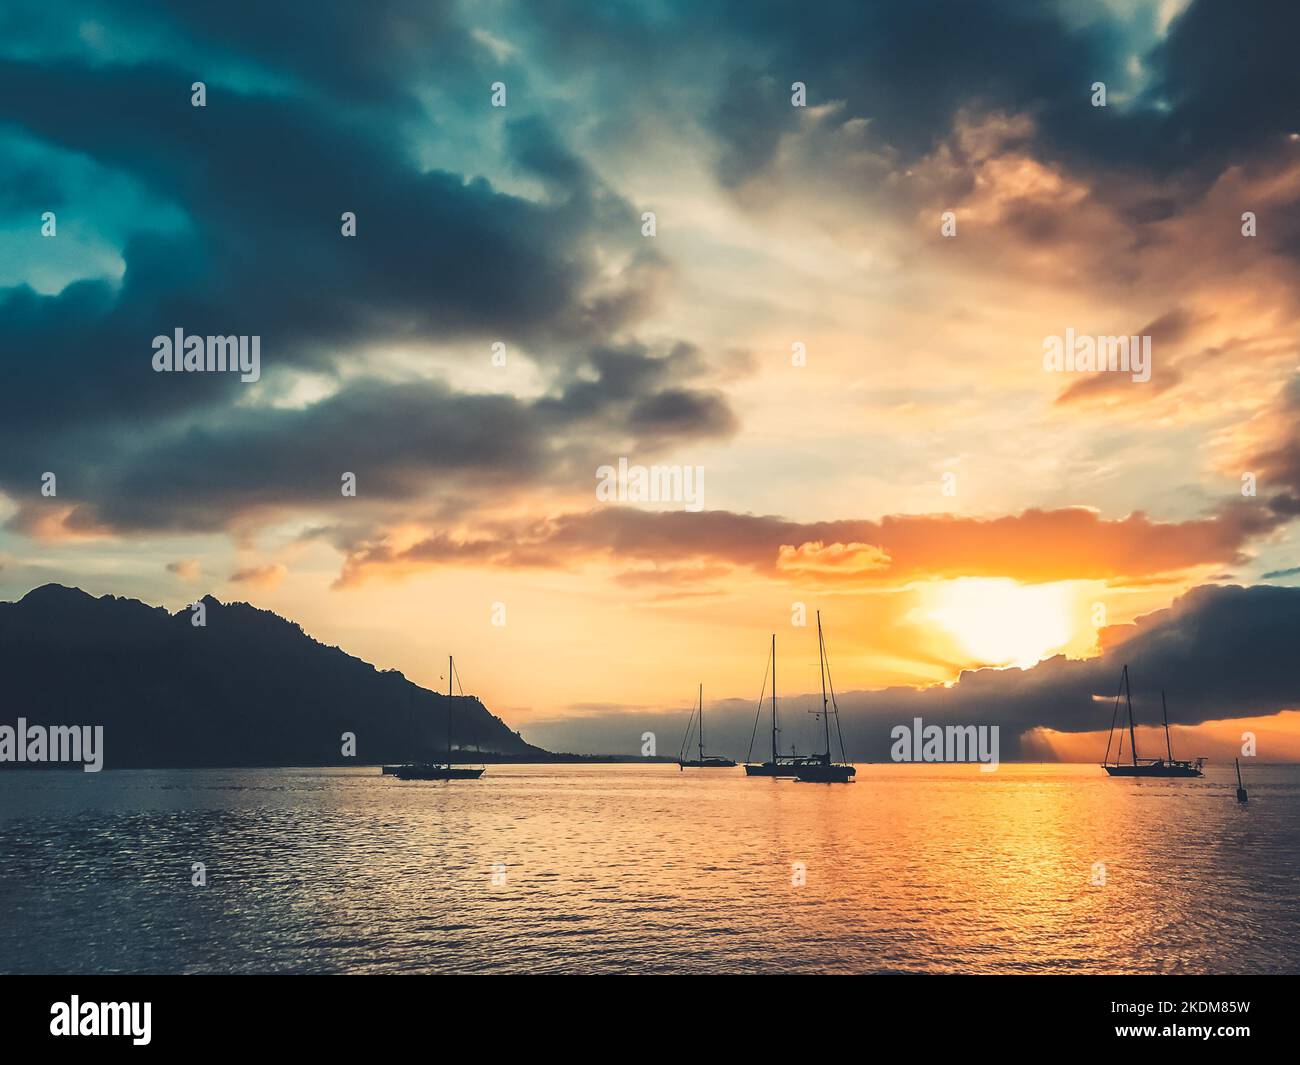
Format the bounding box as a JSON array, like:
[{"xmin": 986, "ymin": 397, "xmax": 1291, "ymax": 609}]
[
  {"xmin": 1101, "ymin": 665, "xmax": 1203, "ymax": 778},
  {"xmin": 384, "ymin": 655, "xmax": 486, "ymax": 780},
  {"xmin": 744, "ymin": 634, "xmax": 824, "ymax": 777},
  {"xmin": 794, "ymin": 612, "xmax": 855, "ymax": 784},
  {"xmin": 678, "ymin": 684, "xmax": 737, "ymax": 768}
]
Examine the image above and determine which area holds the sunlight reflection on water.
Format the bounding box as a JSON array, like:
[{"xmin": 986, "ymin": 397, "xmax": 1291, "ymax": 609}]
[{"xmin": 1, "ymin": 763, "xmax": 1296, "ymax": 974}]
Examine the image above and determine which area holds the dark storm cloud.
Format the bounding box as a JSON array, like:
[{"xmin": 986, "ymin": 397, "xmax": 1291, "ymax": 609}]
[
  {"xmin": 0, "ymin": 42, "xmax": 732, "ymax": 532},
  {"xmin": 0, "ymin": 161, "xmax": 63, "ymax": 214},
  {"xmin": 151, "ymin": 0, "xmax": 475, "ymax": 105},
  {"xmin": 518, "ymin": 1, "xmax": 1298, "ymax": 193},
  {"xmin": 626, "ymin": 388, "xmax": 735, "ymax": 440},
  {"xmin": 4, "ymin": 0, "xmax": 1294, "ymax": 543},
  {"xmin": 38, "ymin": 380, "xmax": 553, "ymax": 535},
  {"xmin": 505, "ymin": 115, "xmax": 594, "ymax": 195},
  {"xmin": 518, "ymin": 1, "xmax": 1116, "ymax": 177},
  {"xmin": 689, "ymin": 0, "xmax": 1122, "ymax": 181},
  {"xmin": 524, "ymin": 341, "xmax": 735, "ymax": 446},
  {"xmin": 5, "ymin": 344, "xmax": 737, "ymax": 536},
  {"xmin": 3, "ymin": 0, "xmax": 483, "ymax": 107},
  {"xmin": 527, "ymin": 584, "xmax": 1300, "ymax": 758},
  {"xmin": 0, "ymin": 58, "xmax": 623, "ymax": 367},
  {"xmin": 1142, "ymin": 0, "xmax": 1300, "ymax": 171}
]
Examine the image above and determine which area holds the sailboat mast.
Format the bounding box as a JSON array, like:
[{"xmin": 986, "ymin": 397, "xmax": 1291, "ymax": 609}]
[
  {"xmin": 1162, "ymin": 690, "xmax": 1173, "ymax": 761},
  {"xmin": 817, "ymin": 611, "xmax": 830, "ymax": 759},
  {"xmin": 1103, "ymin": 669, "xmax": 1123, "ymax": 766},
  {"xmin": 698, "ymin": 683, "xmax": 704, "ymax": 762},
  {"xmin": 770, "ymin": 634, "xmax": 778, "ymax": 762},
  {"xmin": 1125, "ymin": 665, "xmax": 1138, "ymax": 767},
  {"xmin": 447, "ymin": 654, "xmax": 453, "ymax": 766}
]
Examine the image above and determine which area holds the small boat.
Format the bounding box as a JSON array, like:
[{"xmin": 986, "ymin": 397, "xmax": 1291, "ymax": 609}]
[
  {"xmin": 744, "ymin": 628, "xmax": 855, "ymax": 781},
  {"xmin": 1101, "ymin": 665, "xmax": 1203, "ymax": 778},
  {"xmin": 794, "ymin": 612, "xmax": 855, "ymax": 784},
  {"xmin": 383, "ymin": 655, "xmax": 486, "ymax": 781},
  {"xmin": 390, "ymin": 763, "xmax": 485, "ymax": 781},
  {"xmin": 1235, "ymin": 758, "xmax": 1248, "ymax": 803},
  {"xmin": 744, "ymin": 634, "xmax": 819, "ymax": 777},
  {"xmin": 678, "ymin": 684, "xmax": 737, "ymax": 769}
]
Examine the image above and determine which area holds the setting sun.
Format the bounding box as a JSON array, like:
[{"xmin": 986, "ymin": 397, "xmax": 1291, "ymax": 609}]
[{"xmin": 921, "ymin": 578, "xmax": 1075, "ymax": 669}]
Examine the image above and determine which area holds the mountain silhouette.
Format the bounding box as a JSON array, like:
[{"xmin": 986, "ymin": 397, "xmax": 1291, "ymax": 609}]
[{"xmin": 0, "ymin": 584, "xmax": 551, "ymax": 768}]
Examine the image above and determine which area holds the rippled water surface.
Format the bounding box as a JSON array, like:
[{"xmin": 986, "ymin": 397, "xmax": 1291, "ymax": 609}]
[{"xmin": 2, "ymin": 763, "xmax": 1297, "ymax": 973}]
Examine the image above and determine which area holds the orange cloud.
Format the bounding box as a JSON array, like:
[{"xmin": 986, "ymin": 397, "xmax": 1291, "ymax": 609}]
[
  {"xmin": 776, "ymin": 540, "xmax": 891, "ymax": 576},
  {"xmin": 228, "ymin": 563, "xmax": 287, "ymax": 591},
  {"xmin": 333, "ymin": 501, "xmax": 1283, "ymax": 588},
  {"xmin": 4, "ymin": 502, "xmax": 111, "ymax": 542}
]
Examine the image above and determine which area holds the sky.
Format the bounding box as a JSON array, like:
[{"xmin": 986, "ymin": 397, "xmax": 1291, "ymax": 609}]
[{"xmin": 2, "ymin": 0, "xmax": 1299, "ymax": 758}]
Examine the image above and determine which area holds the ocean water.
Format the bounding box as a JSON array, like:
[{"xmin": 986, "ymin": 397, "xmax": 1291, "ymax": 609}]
[{"xmin": 1, "ymin": 763, "xmax": 1296, "ymax": 974}]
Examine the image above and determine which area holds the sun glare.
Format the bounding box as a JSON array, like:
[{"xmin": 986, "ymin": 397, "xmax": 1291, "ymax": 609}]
[{"xmin": 922, "ymin": 578, "xmax": 1075, "ymax": 669}]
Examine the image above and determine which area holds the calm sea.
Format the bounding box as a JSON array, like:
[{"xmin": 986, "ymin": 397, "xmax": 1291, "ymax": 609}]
[{"xmin": 1, "ymin": 763, "xmax": 1296, "ymax": 974}]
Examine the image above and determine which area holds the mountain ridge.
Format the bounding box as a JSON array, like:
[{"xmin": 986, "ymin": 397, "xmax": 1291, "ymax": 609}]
[{"xmin": 0, "ymin": 584, "xmax": 552, "ymax": 768}]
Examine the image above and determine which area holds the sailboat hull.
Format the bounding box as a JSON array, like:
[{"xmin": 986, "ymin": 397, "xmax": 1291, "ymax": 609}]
[
  {"xmin": 679, "ymin": 758, "xmax": 737, "ymax": 768},
  {"xmin": 1103, "ymin": 763, "xmax": 1202, "ymax": 778},
  {"xmin": 795, "ymin": 764, "xmax": 856, "ymax": 783},
  {"xmin": 385, "ymin": 764, "xmax": 485, "ymax": 780},
  {"xmin": 745, "ymin": 758, "xmax": 822, "ymax": 777},
  {"xmin": 385, "ymin": 656, "xmax": 486, "ymax": 781}
]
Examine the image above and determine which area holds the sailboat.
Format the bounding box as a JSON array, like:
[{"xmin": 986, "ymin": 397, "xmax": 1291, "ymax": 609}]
[
  {"xmin": 744, "ymin": 634, "xmax": 822, "ymax": 777},
  {"xmin": 677, "ymin": 684, "xmax": 737, "ymax": 768},
  {"xmin": 795, "ymin": 612, "xmax": 855, "ymax": 783},
  {"xmin": 1101, "ymin": 665, "xmax": 1204, "ymax": 778},
  {"xmin": 383, "ymin": 655, "xmax": 486, "ymax": 780}
]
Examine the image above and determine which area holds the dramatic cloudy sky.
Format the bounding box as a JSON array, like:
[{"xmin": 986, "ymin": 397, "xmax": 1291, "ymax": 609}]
[{"xmin": 2, "ymin": 0, "xmax": 1299, "ymax": 757}]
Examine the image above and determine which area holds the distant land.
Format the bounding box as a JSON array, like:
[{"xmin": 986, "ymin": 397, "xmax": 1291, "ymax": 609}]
[{"xmin": 0, "ymin": 584, "xmax": 650, "ymax": 769}]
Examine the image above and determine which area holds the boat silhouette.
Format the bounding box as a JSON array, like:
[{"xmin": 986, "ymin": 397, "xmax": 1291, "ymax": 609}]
[
  {"xmin": 1101, "ymin": 665, "xmax": 1204, "ymax": 778},
  {"xmin": 678, "ymin": 684, "xmax": 737, "ymax": 768},
  {"xmin": 744, "ymin": 634, "xmax": 822, "ymax": 777},
  {"xmin": 794, "ymin": 612, "xmax": 855, "ymax": 783},
  {"xmin": 744, "ymin": 624, "xmax": 855, "ymax": 781},
  {"xmin": 384, "ymin": 655, "xmax": 486, "ymax": 780}
]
